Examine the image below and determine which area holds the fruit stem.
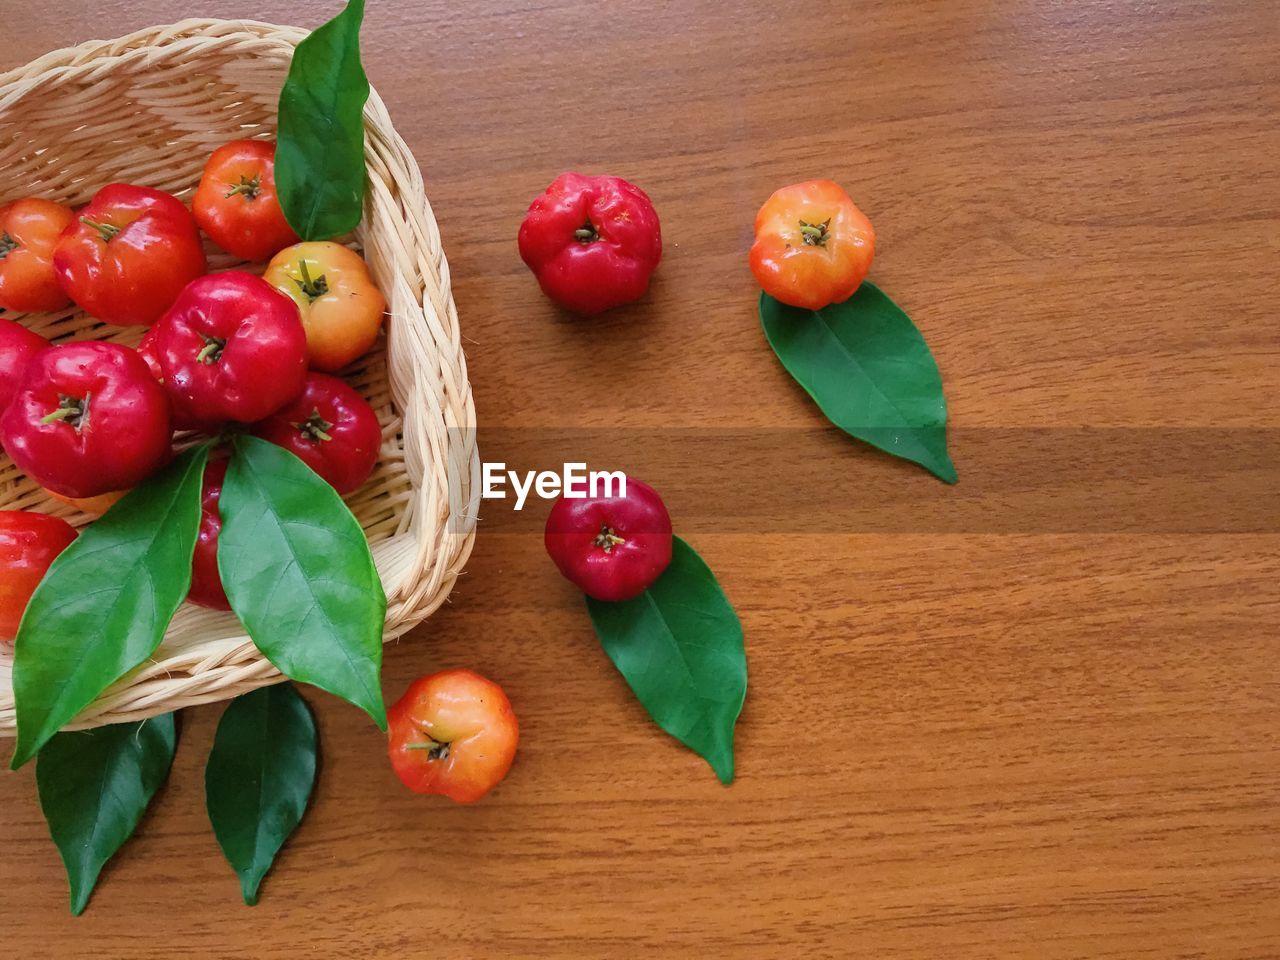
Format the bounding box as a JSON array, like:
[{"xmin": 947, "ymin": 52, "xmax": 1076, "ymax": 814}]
[
  {"xmin": 40, "ymin": 393, "xmax": 90, "ymax": 431},
  {"xmin": 799, "ymin": 218, "xmax": 831, "ymax": 247},
  {"xmin": 294, "ymin": 409, "xmax": 334, "ymax": 443},
  {"xmin": 224, "ymin": 174, "xmax": 261, "ymax": 201},
  {"xmin": 0, "ymin": 232, "xmax": 17, "ymax": 260},
  {"xmin": 294, "ymin": 259, "xmax": 329, "ymax": 301},
  {"xmin": 196, "ymin": 335, "xmax": 226, "ymax": 365},
  {"xmin": 80, "ymin": 217, "xmax": 120, "ymax": 242},
  {"xmin": 593, "ymin": 523, "xmax": 626, "ymax": 553},
  {"xmin": 574, "ymin": 221, "xmax": 600, "ymax": 244},
  {"xmin": 405, "ymin": 739, "xmax": 450, "ymax": 760}
]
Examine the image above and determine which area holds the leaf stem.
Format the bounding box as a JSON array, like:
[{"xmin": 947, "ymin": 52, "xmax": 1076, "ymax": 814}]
[
  {"xmin": 41, "ymin": 393, "xmax": 90, "ymax": 431},
  {"xmin": 293, "ymin": 409, "xmax": 334, "ymax": 443},
  {"xmin": 593, "ymin": 523, "xmax": 626, "ymax": 553},
  {"xmin": 196, "ymin": 335, "xmax": 226, "ymax": 365},
  {"xmin": 404, "ymin": 739, "xmax": 450, "ymax": 760},
  {"xmin": 294, "ymin": 259, "xmax": 329, "ymax": 301},
  {"xmin": 80, "ymin": 217, "xmax": 120, "ymax": 243},
  {"xmin": 224, "ymin": 174, "xmax": 262, "ymax": 201},
  {"xmin": 798, "ymin": 218, "xmax": 831, "ymax": 247}
]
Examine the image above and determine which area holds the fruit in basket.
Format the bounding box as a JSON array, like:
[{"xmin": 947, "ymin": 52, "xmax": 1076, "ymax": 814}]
[
  {"xmin": 53, "ymin": 183, "xmax": 206, "ymax": 326},
  {"xmin": 749, "ymin": 179, "xmax": 875, "ymax": 310},
  {"xmin": 152, "ymin": 272, "xmax": 307, "ymax": 423},
  {"xmin": 188, "ymin": 459, "xmax": 231, "ymax": 611},
  {"xmin": 135, "ymin": 325, "xmax": 223, "ymax": 434},
  {"xmin": 193, "ymin": 139, "xmax": 299, "ymax": 262},
  {"xmin": 44, "ymin": 487, "xmax": 127, "ymax": 516},
  {"xmin": 251, "ymin": 373, "xmax": 381, "ymax": 494},
  {"xmin": 263, "ymin": 241, "xmax": 386, "ymax": 372},
  {"xmin": 0, "ymin": 319, "xmax": 49, "ymax": 416},
  {"xmin": 387, "ymin": 669, "xmax": 519, "ymax": 803},
  {"xmin": 517, "ymin": 172, "xmax": 662, "ymax": 315},
  {"xmin": 545, "ymin": 477, "xmax": 673, "ymax": 601},
  {"xmin": 0, "ymin": 198, "xmax": 75, "ymax": 313},
  {"xmin": 0, "ymin": 342, "xmax": 172, "ymax": 498},
  {"xmin": 0, "ymin": 511, "xmax": 77, "ymax": 642}
]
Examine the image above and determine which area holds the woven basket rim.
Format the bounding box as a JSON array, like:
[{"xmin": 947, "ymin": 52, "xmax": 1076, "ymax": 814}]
[{"xmin": 0, "ymin": 18, "xmax": 310, "ymax": 84}]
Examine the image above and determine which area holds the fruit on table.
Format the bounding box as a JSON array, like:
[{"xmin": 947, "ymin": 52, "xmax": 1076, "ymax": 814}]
[
  {"xmin": 152, "ymin": 272, "xmax": 308, "ymax": 424},
  {"xmin": 749, "ymin": 179, "xmax": 875, "ymax": 310},
  {"xmin": 263, "ymin": 241, "xmax": 386, "ymax": 372},
  {"xmin": 0, "ymin": 319, "xmax": 49, "ymax": 416},
  {"xmin": 387, "ymin": 669, "xmax": 519, "ymax": 804},
  {"xmin": 188, "ymin": 459, "xmax": 230, "ymax": 611},
  {"xmin": 0, "ymin": 341, "xmax": 172, "ymax": 499},
  {"xmin": 544, "ymin": 476, "xmax": 673, "ymax": 602},
  {"xmin": 53, "ymin": 184, "xmax": 207, "ymax": 327},
  {"xmin": 0, "ymin": 511, "xmax": 77, "ymax": 642},
  {"xmin": 251, "ymin": 373, "xmax": 381, "ymax": 494},
  {"xmin": 0, "ymin": 198, "xmax": 74, "ymax": 313},
  {"xmin": 193, "ymin": 139, "xmax": 299, "ymax": 262},
  {"xmin": 518, "ymin": 172, "xmax": 663, "ymax": 315}
]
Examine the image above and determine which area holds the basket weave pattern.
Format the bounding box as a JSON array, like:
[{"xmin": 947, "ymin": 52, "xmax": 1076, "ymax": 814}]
[{"xmin": 0, "ymin": 20, "xmax": 478, "ymax": 732}]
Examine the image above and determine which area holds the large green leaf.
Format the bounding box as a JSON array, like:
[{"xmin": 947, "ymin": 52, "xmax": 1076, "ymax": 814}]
[
  {"xmin": 206, "ymin": 684, "xmax": 317, "ymax": 906},
  {"xmin": 36, "ymin": 714, "xmax": 177, "ymax": 915},
  {"xmin": 275, "ymin": 0, "xmax": 370, "ymax": 240},
  {"xmin": 586, "ymin": 537, "xmax": 747, "ymax": 784},
  {"xmin": 11, "ymin": 445, "xmax": 209, "ymax": 768},
  {"xmin": 760, "ymin": 284, "xmax": 957, "ymax": 483},
  {"xmin": 218, "ymin": 435, "xmax": 386, "ymax": 728}
]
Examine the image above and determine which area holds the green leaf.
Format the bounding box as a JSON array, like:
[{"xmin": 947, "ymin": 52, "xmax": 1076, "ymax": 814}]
[
  {"xmin": 11, "ymin": 445, "xmax": 209, "ymax": 769},
  {"xmin": 36, "ymin": 714, "xmax": 177, "ymax": 915},
  {"xmin": 585, "ymin": 537, "xmax": 747, "ymax": 784},
  {"xmin": 218, "ymin": 435, "xmax": 387, "ymax": 728},
  {"xmin": 275, "ymin": 0, "xmax": 370, "ymax": 240},
  {"xmin": 206, "ymin": 684, "xmax": 317, "ymax": 906},
  {"xmin": 759, "ymin": 284, "xmax": 957, "ymax": 483}
]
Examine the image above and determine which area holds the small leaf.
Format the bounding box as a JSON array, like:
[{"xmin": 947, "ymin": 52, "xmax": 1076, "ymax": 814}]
[
  {"xmin": 275, "ymin": 0, "xmax": 370, "ymax": 240},
  {"xmin": 206, "ymin": 684, "xmax": 317, "ymax": 906},
  {"xmin": 11, "ymin": 445, "xmax": 209, "ymax": 768},
  {"xmin": 36, "ymin": 714, "xmax": 177, "ymax": 915},
  {"xmin": 586, "ymin": 537, "xmax": 747, "ymax": 783},
  {"xmin": 760, "ymin": 284, "xmax": 957, "ymax": 483},
  {"xmin": 218, "ymin": 435, "xmax": 387, "ymax": 728}
]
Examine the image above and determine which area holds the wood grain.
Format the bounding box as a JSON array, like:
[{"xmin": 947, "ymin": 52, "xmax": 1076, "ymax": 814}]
[{"xmin": 2, "ymin": 1, "xmax": 1278, "ymax": 957}]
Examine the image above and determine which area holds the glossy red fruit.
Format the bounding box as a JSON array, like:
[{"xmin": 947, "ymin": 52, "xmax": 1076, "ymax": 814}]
[
  {"xmin": 544, "ymin": 477, "xmax": 673, "ymax": 602},
  {"xmin": 53, "ymin": 184, "xmax": 207, "ymax": 326},
  {"xmin": 0, "ymin": 342, "xmax": 173, "ymax": 499},
  {"xmin": 188, "ymin": 459, "xmax": 230, "ymax": 611},
  {"xmin": 135, "ymin": 325, "xmax": 223, "ymax": 434},
  {"xmin": 518, "ymin": 172, "xmax": 662, "ymax": 315},
  {"xmin": 0, "ymin": 319, "xmax": 49, "ymax": 415},
  {"xmin": 250, "ymin": 373, "xmax": 380, "ymax": 494},
  {"xmin": 192, "ymin": 139, "xmax": 299, "ymax": 262},
  {"xmin": 0, "ymin": 511, "xmax": 77, "ymax": 642},
  {"xmin": 153, "ymin": 271, "xmax": 307, "ymax": 424},
  {"xmin": 387, "ymin": 669, "xmax": 519, "ymax": 804}
]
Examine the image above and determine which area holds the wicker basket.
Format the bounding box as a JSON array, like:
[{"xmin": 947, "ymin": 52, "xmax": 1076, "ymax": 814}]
[{"xmin": 0, "ymin": 20, "xmax": 478, "ymax": 733}]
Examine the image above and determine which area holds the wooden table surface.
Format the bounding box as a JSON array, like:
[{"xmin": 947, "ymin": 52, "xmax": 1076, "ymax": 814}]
[{"xmin": 2, "ymin": 1, "xmax": 1278, "ymax": 957}]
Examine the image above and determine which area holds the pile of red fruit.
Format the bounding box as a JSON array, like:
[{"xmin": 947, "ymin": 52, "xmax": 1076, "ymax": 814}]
[{"xmin": 0, "ymin": 139, "xmax": 386, "ymax": 624}]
